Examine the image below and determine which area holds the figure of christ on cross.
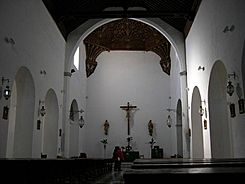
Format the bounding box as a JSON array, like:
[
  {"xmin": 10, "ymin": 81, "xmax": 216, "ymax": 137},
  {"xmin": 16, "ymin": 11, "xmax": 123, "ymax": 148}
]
[{"xmin": 120, "ymin": 102, "xmax": 137, "ymax": 136}]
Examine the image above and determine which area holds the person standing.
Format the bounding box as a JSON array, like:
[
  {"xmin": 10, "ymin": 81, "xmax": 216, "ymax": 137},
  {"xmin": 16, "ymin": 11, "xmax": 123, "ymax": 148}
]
[{"xmin": 113, "ymin": 146, "xmax": 124, "ymax": 171}]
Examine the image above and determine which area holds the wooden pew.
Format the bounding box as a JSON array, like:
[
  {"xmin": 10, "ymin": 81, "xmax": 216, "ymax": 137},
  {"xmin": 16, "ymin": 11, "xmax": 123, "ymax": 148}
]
[{"xmin": 0, "ymin": 158, "xmax": 113, "ymax": 184}]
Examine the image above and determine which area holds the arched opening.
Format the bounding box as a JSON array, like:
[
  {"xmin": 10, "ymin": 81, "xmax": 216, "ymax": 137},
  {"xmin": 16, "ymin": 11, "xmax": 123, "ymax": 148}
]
[
  {"xmin": 176, "ymin": 99, "xmax": 183, "ymax": 157},
  {"xmin": 65, "ymin": 18, "xmax": 188, "ymax": 158},
  {"xmin": 69, "ymin": 99, "xmax": 80, "ymax": 158},
  {"xmin": 7, "ymin": 66, "xmax": 35, "ymax": 158},
  {"xmin": 43, "ymin": 89, "xmax": 59, "ymax": 158},
  {"xmin": 242, "ymin": 40, "xmax": 245, "ymax": 96},
  {"xmin": 208, "ymin": 61, "xmax": 232, "ymax": 158},
  {"xmin": 191, "ymin": 86, "xmax": 204, "ymax": 158}
]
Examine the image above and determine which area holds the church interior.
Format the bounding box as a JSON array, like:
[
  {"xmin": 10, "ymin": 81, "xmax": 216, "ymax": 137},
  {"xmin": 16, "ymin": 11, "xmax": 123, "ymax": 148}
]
[{"xmin": 1, "ymin": 0, "xmax": 245, "ymax": 182}]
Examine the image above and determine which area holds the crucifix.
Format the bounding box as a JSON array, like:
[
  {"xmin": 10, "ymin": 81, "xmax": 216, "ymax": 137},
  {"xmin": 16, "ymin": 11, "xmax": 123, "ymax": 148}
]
[{"xmin": 120, "ymin": 102, "xmax": 137, "ymax": 136}]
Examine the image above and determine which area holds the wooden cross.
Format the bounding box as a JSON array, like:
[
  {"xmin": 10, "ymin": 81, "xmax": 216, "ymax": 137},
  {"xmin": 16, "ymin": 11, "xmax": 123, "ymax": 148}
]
[{"xmin": 120, "ymin": 102, "xmax": 137, "ymax": 135}]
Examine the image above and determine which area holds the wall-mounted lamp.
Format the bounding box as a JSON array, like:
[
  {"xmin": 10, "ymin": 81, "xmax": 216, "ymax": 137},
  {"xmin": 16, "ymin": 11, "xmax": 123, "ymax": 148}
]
[
  {"xmin": 199, "ymin": 100, "xmax": 206, "ymax": 116},
  {"xmin": 78, "ymin": 116, "xmax": 85, "ymax": 128},
  {"xmin": 40, "ymin": 70, "xmax": 46, "ymax": 75},
  {"xmin": 166, "ymin": 115, "xmax": 172, "ymax": 128},
  {"xmin": 227, "ymin": 72, "xmax": 237, "ymax": 97},
  {"xmin": 198, "ymin": 66, "xmax": 205, "ymax": 71},
  {"xmin": 70, "ymin": 109, "xmax": 85, "ymax": 128},
  {"xmin": 166, "ymin": 108, "xmax": 175, "ymax": 128},
  {"xmin": 228, "ymin": 72, "xmax": 237, "ymax": 80},
  {"xmin": 64, "ymin": 69, "xmax": 76, "ymax": 77},
  {"xmin": 38, "ymin": 100, "xmax": 46, "ymax": 117},
  {"xmin": 223, "ymin": 25, "xmax": 235, "ymax": 33},
  {"xmin": 1, "ymin": 77, "xmax": 11, "ymax": 100},
  {"xmin": 4, "ymin": 37, "xmax": 15, "ymax": 45},
  {"xmin": 227, "ymin": 81, "xmax": 235, "ymax": 96}
]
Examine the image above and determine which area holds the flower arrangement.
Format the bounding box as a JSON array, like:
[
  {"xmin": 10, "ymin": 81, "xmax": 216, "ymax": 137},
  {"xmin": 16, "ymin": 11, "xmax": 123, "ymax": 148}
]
[
  {"xmin": 148, "ymin": 137, "xmax": 156, "ymax": 149},
  {"xmin": 100, "ymin": 138, "xmax": 108, "ymax": 145}
]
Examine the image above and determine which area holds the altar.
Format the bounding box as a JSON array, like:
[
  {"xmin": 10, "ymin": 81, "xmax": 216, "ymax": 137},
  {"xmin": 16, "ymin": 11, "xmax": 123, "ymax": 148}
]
[{"xmin": 123, "ymin": 151, "xmax": 140, "ymax": 162}]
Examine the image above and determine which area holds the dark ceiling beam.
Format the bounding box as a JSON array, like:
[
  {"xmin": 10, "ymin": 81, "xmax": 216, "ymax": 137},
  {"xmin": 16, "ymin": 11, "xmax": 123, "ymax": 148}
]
[{"xmin": 61, "ymin": 10, "xmax": 194, "ymax": 20}]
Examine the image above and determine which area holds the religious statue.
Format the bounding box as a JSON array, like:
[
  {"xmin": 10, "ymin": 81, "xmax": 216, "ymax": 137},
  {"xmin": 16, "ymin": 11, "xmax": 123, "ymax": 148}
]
[
  {"xmin": 103, "ymin": 120, "xmax": 110, "ymax": 135},
  {"xmin": 148, "ymin": 120, "xmax": 154, "ymax": 136}
]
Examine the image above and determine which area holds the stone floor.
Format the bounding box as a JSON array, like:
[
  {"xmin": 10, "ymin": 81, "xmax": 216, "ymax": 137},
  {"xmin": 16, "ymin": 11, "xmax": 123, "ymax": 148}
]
[{"xmin": 94, "ymin": 162, "xmax": 132, "ymax": 184}]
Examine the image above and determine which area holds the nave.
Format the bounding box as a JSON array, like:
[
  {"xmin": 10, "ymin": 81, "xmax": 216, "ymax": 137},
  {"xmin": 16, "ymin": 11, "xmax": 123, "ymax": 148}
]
[{"xmin": 1, "ymin": 158, "xmax": 245, "ymax": 184}]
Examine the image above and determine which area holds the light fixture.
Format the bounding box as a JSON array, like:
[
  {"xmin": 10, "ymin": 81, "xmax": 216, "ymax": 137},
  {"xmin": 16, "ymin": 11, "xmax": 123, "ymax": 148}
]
[
  {"xmin": 198, "ymin": 66, "xmax": 205, "ymax": 71},
  {"xmin": 227, "ymin": 72, "xmax": 237, "ymax": 97},
  {"xmin": 4, "ymin": 37, "xmax": 15, "ymax": 45},
  {"xmin": 70, "ymin": 109, "xmax": 85, "ymax": 128},
  {"xmin": 199, "ymin": 100, "xmax": 206, "ymax": 116},
  {"xmin": 223, "ymin": 25, "xmax": 235, "ymax": 33},
  {"xmin": 166, "ymin": 115, "xmax": 172, "ymax": 128},
  {"xmin": 227, "ymin": 81, "xmax": 234, "ymax": 96},
  {"xmin": 1, "ymin": 77, "xmax": 11, "ymax": 100},
  {"xmin": 166, "ymin": 96, "xmax": 175, "ymax": 128},
  {"xmin": 3, "ymin": 85, "xmax": 11, "ymax": 100},
  {"xmin": 78, "ymin": 116, "xmax": 85, "ymax": 128},
  {"xmin": 38, "ymin": 100, "xmax": 46, "ymax": 117},
  {"xmin": 40, "ymin": 70, "xmax": 46, "ymax": 75}
]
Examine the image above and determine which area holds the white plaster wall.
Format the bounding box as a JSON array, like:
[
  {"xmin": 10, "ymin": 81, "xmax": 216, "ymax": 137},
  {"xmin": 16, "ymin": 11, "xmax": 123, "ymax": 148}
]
[
  {"xmin": 0, "ymin": 0, "xmax": 65, "ymax": 158},
  {"xmin": 186, "ymin": 0, "xmax": 245, "ymax": 158},
  {"xmin": 85, "ymin": 51, "xmax": 172, "ymax": 158}
]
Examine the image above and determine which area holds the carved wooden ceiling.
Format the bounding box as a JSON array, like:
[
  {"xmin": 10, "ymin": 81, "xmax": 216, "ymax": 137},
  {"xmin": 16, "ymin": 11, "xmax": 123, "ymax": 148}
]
[
  {"xmin": 42, "ymin": 0, "xmax": 202, "ymax": 40},
  {"xmin": 84, "ymin": 18, "xmax": 171, "ymax": 77}
]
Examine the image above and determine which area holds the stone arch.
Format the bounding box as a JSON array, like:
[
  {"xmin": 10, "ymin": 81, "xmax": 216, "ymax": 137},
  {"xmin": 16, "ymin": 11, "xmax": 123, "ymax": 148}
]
[
  {"xmin": 64, "ymin": 17, "xmax": 189, "ymax": 158},
  {"xmin": 43, "ymin": 88, "xmax": 59, "ymax": 158},
  {"xmin": 7, "ymin": 66, "xmax": 35, "ymax": 158},
  {"xmin": 191, "ymin": 86, "xmax": 204, "ymax": 158},
  {"xmin": 176, "ymin": 99, "xmax": 183, "ymax": 157},
  {"xmin": 242, "ymin": 39, "xmax": 245, "ymax": 97},
  {"xmin": 208, "ymin": 60, "xmax": 232, "ymax": 158},
  {"xmin": 69, "ymin": 99, "xmax": 80, "ymax": 158}
]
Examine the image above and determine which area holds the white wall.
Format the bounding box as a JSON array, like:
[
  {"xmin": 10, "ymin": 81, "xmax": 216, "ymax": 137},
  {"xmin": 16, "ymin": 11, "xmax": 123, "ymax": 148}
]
[
  {"xmin": 84, "ymin": 51, "xmax": 173, "ymax": 158},
  {"xmin": 0, "ymin": 0, "xmax": 65, "ymax": 158},
  {"xmin": 186, "ymin": 0, "xmax": 245, "ymax": 158}
]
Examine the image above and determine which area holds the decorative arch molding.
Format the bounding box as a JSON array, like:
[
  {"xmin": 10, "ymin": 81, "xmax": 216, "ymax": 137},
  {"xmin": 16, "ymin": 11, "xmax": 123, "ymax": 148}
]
[{"xmin": 83, "ymin": 18, "xmax": 171, "ymax": 77}]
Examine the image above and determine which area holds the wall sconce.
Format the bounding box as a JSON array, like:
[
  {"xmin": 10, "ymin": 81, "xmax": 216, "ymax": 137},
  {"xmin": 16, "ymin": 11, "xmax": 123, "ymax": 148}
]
[
  {"xmin": 166, "ymin": 108, "xmax": 175, "ymax": 128},
  {"xmin": 227, "ymin": 72, "xmax": 237, "ymax": 96},
  {"xmin": 1, "ymin": 77, "xmax": 11, "ymax": 100},
  {"xmin": 198, "ymin": 66, "xmax": 205, "ymax": 71},
  {"xmin": 199, "ymin": 100, "xmax": 206, "ymax": 116},
  {"xmin": 4, "ymin": 37, "xmax": 15, "ymax": 45},
  {"xmin": 166, "ymin": 115, "xmax": 172, "ymax": 128},
  {"xmin": 64, "ymin": 69, "xmax": 76, "ymax": 77},
  {"xmin": 70, "ymin": 109, "xmax": 85, "ymax": 128},
  {"xmin": 38, "ymin": 100, "xmax": 46, "ymax": 117},
  {"xmin": 40, "ymin": 70, "xmax": 46, "ymax": 75},
  {"xmin": 79, "ymin": 116, "xmax": 85, "ymax": 128},
  {"xmin": 227, "ymin": 81, "xmax": 235, "ymax": 96},
  {"xmin": 223, "ymin": 25, "xmax": 235, "ymax": 33}
]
